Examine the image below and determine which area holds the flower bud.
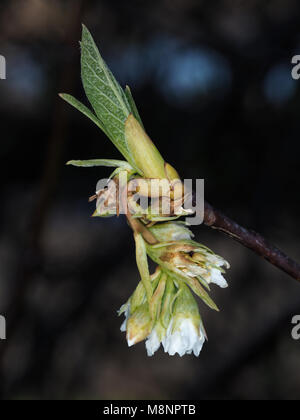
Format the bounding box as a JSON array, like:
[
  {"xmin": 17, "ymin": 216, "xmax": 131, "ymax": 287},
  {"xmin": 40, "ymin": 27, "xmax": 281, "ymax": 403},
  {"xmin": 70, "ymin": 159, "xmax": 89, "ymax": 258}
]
[
  {"xmin": 126, "ymin": 303, "xmax": 152, "ymax": 346},
  {"xmin": 119, "ymin": 269, "xmax": 162, "ymax": 346},
  {"xmin": 149, "ymin": 222, "xmax": 194, "ymax": 242}
]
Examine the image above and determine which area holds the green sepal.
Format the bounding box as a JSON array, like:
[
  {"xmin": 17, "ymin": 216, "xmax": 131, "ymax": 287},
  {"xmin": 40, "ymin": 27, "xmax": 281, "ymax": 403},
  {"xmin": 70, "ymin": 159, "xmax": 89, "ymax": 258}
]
[
  {"xmin": 149, "ymin": 273, "xmax": 166, "ymax": 321},
  {"xmin": 134, "ymin": 233, "xmax": 153, "ymax": 304},
  {"xmin": 66, "ymin": 159, "xmax": 133, "ymax": 170}
]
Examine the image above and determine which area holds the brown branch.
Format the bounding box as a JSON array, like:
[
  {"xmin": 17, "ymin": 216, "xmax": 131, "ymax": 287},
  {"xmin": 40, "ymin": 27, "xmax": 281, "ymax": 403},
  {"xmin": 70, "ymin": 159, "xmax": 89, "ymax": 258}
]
[{"xmin": 204, "ymin": 201, "xmax": 300, "ymax": 282}]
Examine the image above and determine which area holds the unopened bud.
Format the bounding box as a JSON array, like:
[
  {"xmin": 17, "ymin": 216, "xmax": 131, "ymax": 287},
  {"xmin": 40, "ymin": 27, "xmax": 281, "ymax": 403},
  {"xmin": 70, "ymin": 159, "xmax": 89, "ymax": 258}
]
[{"xmin": 126, "ymin": 303, "xmax": 152, "ymax": 346}]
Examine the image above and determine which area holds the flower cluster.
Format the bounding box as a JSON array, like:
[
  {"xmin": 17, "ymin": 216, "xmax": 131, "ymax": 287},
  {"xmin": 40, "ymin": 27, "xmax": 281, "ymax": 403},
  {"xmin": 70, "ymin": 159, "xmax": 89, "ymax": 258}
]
[
  {"xmin": 119, "ymin": 222, "xmax": 229, "ymax": 357},
  {"xmin": 119, "ymin": 269, "xmax": 207, "ymax": 357}
]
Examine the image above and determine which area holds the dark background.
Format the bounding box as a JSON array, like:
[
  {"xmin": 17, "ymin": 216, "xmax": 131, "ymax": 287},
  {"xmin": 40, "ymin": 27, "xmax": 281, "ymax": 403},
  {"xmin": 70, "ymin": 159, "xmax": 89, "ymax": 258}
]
[{"xmin": 0, "ymin": 0, "xmax": 300, "ymax": 400}]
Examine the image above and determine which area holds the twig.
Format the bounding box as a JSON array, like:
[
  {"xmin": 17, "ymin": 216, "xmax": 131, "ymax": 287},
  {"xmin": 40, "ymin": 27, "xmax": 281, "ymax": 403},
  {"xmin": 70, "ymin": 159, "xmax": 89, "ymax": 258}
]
[{"xmin": 204, "ymin": 201, "xmax": 300, "ymax": 282}]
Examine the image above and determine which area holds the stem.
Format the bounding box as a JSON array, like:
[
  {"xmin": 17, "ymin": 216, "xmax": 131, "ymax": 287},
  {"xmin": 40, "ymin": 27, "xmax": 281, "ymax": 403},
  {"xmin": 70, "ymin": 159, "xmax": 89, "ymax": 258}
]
[
  {"xmin": 134, "ymin": 233, "xmax": 153, "ymax": 304},
  {"xmin": 118, "ymin": 174, "xmax": 158, "ymax": 245},
  {"xmin": 204, "ymin": 201, "xmax": 300, "ymax": 282}
]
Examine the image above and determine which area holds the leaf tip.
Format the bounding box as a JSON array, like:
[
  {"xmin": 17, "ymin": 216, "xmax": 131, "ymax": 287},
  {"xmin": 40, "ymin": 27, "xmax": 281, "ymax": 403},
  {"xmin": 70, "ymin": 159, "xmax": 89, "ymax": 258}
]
[{"xmin": 81, "ymin": 23, "xmax": 91, "ymax": 40}]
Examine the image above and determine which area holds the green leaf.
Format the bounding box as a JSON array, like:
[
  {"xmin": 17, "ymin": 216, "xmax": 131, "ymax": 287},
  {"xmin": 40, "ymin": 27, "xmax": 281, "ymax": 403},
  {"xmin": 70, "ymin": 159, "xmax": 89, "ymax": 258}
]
[
  {"xmin": 66, "ymin": 159, "xmax": 133, "ymax": 169},
  {"xmin": 124, "ymin": 85, "xmax": 144, "ymax": 129},
  {"xmin": 59, "ymin": 93, "xmax": 108, "ymax": 136},
  {"xmin": 80, "ymin": 25, "xmax": 134, "ymax": 165}
]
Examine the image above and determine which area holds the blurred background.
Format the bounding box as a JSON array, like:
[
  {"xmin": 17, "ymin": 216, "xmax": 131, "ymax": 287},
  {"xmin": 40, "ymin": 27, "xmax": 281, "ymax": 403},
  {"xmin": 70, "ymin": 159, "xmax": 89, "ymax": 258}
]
[{"xmin": 0, "ymin": 0, "xmax": 300, "ymax": 400}]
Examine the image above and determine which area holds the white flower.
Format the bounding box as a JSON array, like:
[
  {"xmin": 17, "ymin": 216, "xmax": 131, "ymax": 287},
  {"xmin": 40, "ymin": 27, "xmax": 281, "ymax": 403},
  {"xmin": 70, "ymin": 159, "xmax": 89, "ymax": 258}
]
[
  {"xmin": 119, "ymin": 302, "xmax": 130, "ymax": 332},
  {"xmin": 145, "ymin": 281, "xmax": 207, "ymax": 357},
  {"xmin": 162, "ymin": 318, "xmax": 206, "ymax": 357},
  {"xmin": 145, "ymin": 329, "xmax": 161, "ymax": 356},
  {"xmin": 119, "ymin": 270, "xmax": 212, "ymax": 358},
  {"xmin": 189, "ymin": 252, "xmax": 229, "ymax": 288},
  {"xmin": 161, "ymin": 283, "xmax": 207, "ymax": 357},
  {"xmin": 145, "ymin": 316, "xmax": 206, "ymax": 357},
  {"xmin": 148, "ymin": 241, "xmax": 230, "ymax": 291}
]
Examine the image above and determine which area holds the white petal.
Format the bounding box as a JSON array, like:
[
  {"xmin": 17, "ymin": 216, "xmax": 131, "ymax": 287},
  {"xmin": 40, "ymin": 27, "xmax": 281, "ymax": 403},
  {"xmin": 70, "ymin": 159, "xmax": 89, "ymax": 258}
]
[
  {"xmin": 210, "ymin": 268, "xmax": 228, "ymax": 288},
  {"xmin": 145, "ymin": 330, "xmax": 161, "ymax": 356},
  {"xmin": 120, "ymin": 319, "xmax": 127, "ymax": 332},
  {"xmin": 180, "ymin": 319, "xmax": 197, "ymax": 347},
  {"xmin": 162, "ymin": 318, "xmax": 206, "ymax": 357},
  {"xmin": 127, "ymin": 337, "xmax": 136, "ymax": 347},
  {"xmin": 164, "ymin": 331, "xmax": 185, "ymax": 356},
  {"xmin": 185, "ymin": 265, "xmax": 206, "ymax": 277},
  {"xmin": 192, "ymin": 326, "xmax": 206, "ymax": 356},
  {"xmin": 209, "ymin": 254, "xmax": 230, "ymax": 269},
  {"xmin": 119, "ymin": 304, "xmax": 130, "ymax": 332}
]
